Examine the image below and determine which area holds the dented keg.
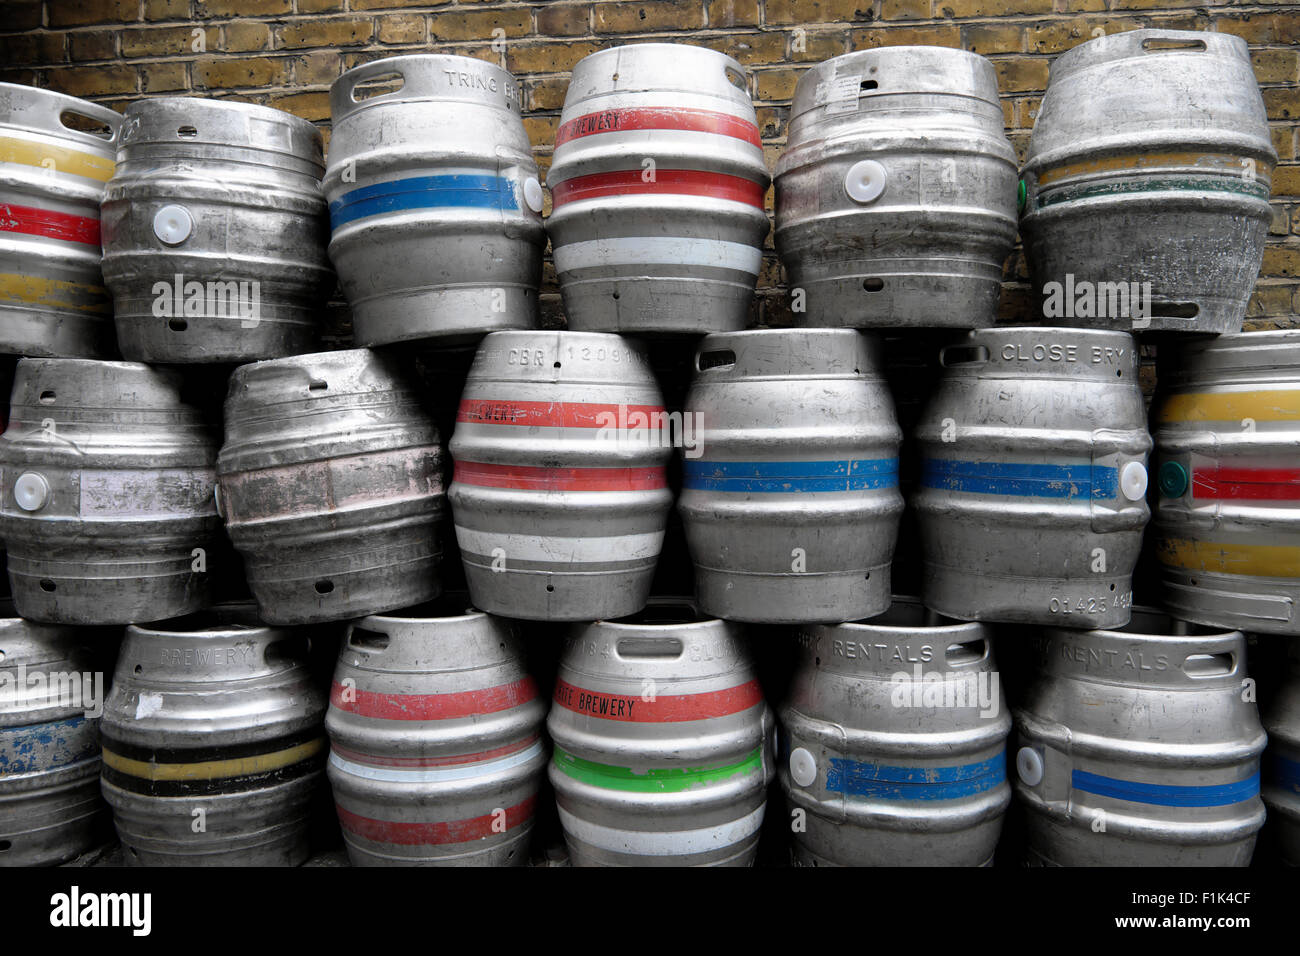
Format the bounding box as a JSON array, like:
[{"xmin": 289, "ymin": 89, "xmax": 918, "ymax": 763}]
[
  {"xmin": 774, "ymin": 47, "xmax": 1017, "ymax": 329},
  {"xmin": 217, "ymin": 349, "xmax": 444, "ymax": 626},
  {"xmin": 325, "ymin": 55, "xmax": 544, "ymax": 346},
  {"xmin": 326, "ymin": 600, "xmax": 547, "ymax": 866},
  {"xmin": 0, "ymin": 359, "xmax": 219, "ymax": 624},
  {"xmin": 547, "ymin": 602, "xmax": 773, "ymax": 866},
  {"xmin": 1014, "ymin": 609, "xmax": 1266, "ymax": 866},
  {"xmin": 0, "ymin": 602, "xmax": 107, "ymax": 866},
  {"xmin": 100, "ymin": 605, "xmax": 326, "ymax": 866},
  {"xmin": 0, "ymin": 83, "xmax": 121, "ymax": 358},
  {"xmin": 780, "ymin": 598, "xmax": 1010, "ymax": 866},
  {"xmin": 447, "ymin": 331, "xmax": 671, "ymax": 621},
  {"xmin": 1021, "ymin": 29, "xmax": 1275, "ymax": 334},
  {"xmin": 547, "ymin": 44, "xmax": 770, "ymax": 334},
  {"xmin": 101, "ymin": 98, "xmax": 331, "ymax": 364},
  {"xmin": 1153, "ymin": 331, "xmax": 1300, "ymax": 635},
  {"xmin": 913, "ymin": 328, "xmax": 1151, "ymax": 627},
  {"xmin": 1263, "ymin": 643, "xmax": 1300, "ymax": 865},
  {"xmin": 679, "ymin": 329, "xmax": 903, "ymax": 623}
]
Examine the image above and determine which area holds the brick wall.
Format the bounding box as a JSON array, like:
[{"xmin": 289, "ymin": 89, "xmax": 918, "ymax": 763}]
[{"xmin": 3, "ymin": 0, "xmax": 1297, "ymax": 330}]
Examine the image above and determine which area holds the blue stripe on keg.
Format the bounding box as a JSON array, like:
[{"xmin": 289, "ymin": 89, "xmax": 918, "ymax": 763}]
[
  {"xmin": 825, "ymin": 750, "xmax": 1006, "ymax": 800},
  {"xmin": 1270, "ymin": 755, "xmax": 1300, "ymax": 794},
  {"xmin": 1071, "ymin": 769, "xmax": 1260, "ymax": 807},
  {"xmin": 0, "ymin": 715, "xmax": 96, "ymax": 775},
  {"xmin": 682, "ymin": 458, "xmax": 899, "ymax": 493},
  {"xmin": 329, "ymin": 173, "xmax": 520, "ymax": 228},
  {"xmin": 921, "ymin": 459, "xmax": 1119, "ymax": 500}
]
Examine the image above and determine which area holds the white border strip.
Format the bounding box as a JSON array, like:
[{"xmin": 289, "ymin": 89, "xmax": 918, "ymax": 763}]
[
  {"xmin": 329, "ymin": 739, "xmax": 544, "ymax": 784},
  {"xmin": 454, "ymin": 529, "xmax": 665, "ymax": 563},
  {"xmin": 557, "ymin": 803, "xmax": 765, "ymax": 856},
  {"xmin": 553, "ymin": 238, "xmax": 762, "ymax": 275}
]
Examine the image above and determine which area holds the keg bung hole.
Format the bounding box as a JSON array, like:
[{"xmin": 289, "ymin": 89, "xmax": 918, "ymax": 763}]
[
  {"xmin": 860, "ymin": 79, "xmax": 878, "ymax": 91},
  {"xmin": 1141, "ymin": 38, "xmax": 1206, "ymax": 52},
  {"xmin": 864, "ymin": 571, "xmax": 870, "ymax": 580},
  {"xmin": 309, "ymin": 380, "xmax": 328, "ymax": 392},
  {"xmin": 545, "ymin": 584, "xmax": 554, "ymax": 592},
  {"xmin": 349, "ymin": 628, "xmax": 390, "ymax": 651},
  {"xmin": 176, "ymin": 125, "xmax": 198, "ymax": 138},
  {"xmin": 0, "ymin": 840, "xmax": 10, "ymax": 852},
  {"xmin": 39, "ymin": 390, "xmax": 56, "ymax": 404},
  {"xmin": 315, "ymin": 579, "xmax": 334, "ymax": 595},
  {"xmin": 1116, "ymin": 369, "xmax": 1122, "ymax": 377},
  {"xmin": 168, "ymin": 318, "xmax": 187, "ymax": 332},
  {"xmin": 863, "ymin": 278, "xmax": 885, "ymax": 292},
  {"xmin": 351, "ymin": 71, "xmax": 404, "ymax": 101},
  {"xmin": 698, "ymin": 349, "xmax": 736, "ymax": 372},
  {"xmin": 39, "ymin": 579, "xmax": 56, "ymax": 592},
  {"xmin": 553, "ymin": 361, "xmax": 561, "ymax": 369},
  {"xmin": 611, "ymin": 291, "xmax": 620, "ymax": 300},
  {"xmin": 60, "ymin": 110, "xmax": 113, "ymax": 139},
  {"xmin": 1155, "ymin": 302, "xmax": 1200, "ymax": 319},
  {"xmin": 134, "ymin": 664, "xmax": 142, "ymax": 675}
]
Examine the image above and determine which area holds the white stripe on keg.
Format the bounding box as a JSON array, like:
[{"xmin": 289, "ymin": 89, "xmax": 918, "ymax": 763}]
[
  {"xmin": 454, "ymin": 528, "xmax": 665, "ymax": 563},
  {"xmin": 552, "ymin": 238, "xmax": 762, "ymax": 276},
  {"xmin": 328, "ymin": 739, "xmax": 545, "ymax": 784},
  {"xmin": 556, "ymin": 803, "xmax": 765, "ymax": 856}
]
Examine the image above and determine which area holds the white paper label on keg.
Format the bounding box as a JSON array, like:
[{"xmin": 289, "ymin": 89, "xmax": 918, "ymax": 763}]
[
  {"xmin": 823, "ymin": 74, "xmax": 862, "ymax": 114},
  {"xmin": 78, "ymin": 469, "xmax": 217, "ymax": 519}
]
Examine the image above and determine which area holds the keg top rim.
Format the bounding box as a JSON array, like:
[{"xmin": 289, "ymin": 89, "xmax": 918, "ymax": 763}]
[
  {"xmin": 125, "ymin": 602, "xmax": 280, "ymax": 639},
  {"xmin": 571, "ymin": 41, "xmax": 747, "ymax": 74},
  {"xmin": 1046, "ymin": 605, "xmax": 1244, "ymax": 643},
  {"xmin": 1050, "ymin": 27, "xmax": 1248, "ymax": 78},
  {"xmin": 15, "ymin": 356, "xmax": 168, "ymax": 375},
  {"xmin": 122, "ymin": 95, "xmax": 322, "ymax": 138},
  {"xmin": 0, "ymin": 81, "xmax": 124, "ymax": 130},
  {"xmin": 336, "ymin": 52, "xmax": 516, "ymax": 80},
  {"xmin": 816, "ymin": 596, "xmax": 987, "ymax": 637},
  {"xmin": 228, "ymin": 346, "xmax": 377, "ymax": 375},
  {"xmin": 481, "ymin": 329, "xmax": 646, "ymax": 348}
]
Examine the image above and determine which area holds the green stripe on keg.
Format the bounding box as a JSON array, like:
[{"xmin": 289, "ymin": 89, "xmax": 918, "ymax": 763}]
[
  {"xmin": 1036, "ymin": 176, "xmax": 1269, "ymax": 209},
  {"xmin": 552, "ymin": 746, "xmax": 762, "ymax": 793}
]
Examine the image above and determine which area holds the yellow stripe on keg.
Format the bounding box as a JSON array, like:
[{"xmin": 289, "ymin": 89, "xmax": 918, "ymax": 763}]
[
  {"xmin": 1157, "ymin": 538, "xmax": 1300, "ymax": 578},
  {"xmin": 0, "ymin": 273, "xmax": 110, "ymax": 314},
  {"xmin": 0, "ymin": 136, "xmax": 114, "ymax": 182},
  {"xmin": 1036, "ymin": 152, "xmax": 1270, "ymax": 188},
  {"xmin": 100, "ymin": 737, "xmax": 326, "ymax": 783},
  {"xmin": 1156, "ymin": 391, "xmax": 1300, "ymax": 424}
]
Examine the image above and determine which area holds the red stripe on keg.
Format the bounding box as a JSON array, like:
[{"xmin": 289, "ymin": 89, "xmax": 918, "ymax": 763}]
[
  {"xmin": 552, "ymin": 678, "xmax": 763, "ymax": 722},
  {"xmin": 550, "ymin": 169, "xmax": 765, "ymax": 208},
  {"xmin": 1193, "ymin": 467, "xmax": 1300, "ymax": 501},
  {"xmin": 329, "ymin": 677, "xmax": 537, "ymax": 720},
  {"xmin": 555, "ymin": 107, "xmax": 762, "ymax": 148},
  {"xmin": 330, "ymin": 735, "xmax": 539, "ymax": 769},
  {"xmin": 336, "ymin": 795, "xmax": 536, "ymax": 846},
  {"xmin": 457, "ymin": 399, "xmax": 665, "ymax": 429},
  {"xmin": 0, "ymin": 203, "xmax": 100, "ymax": 245},
  {"xmin": 452, "ymin": 461, "xmax": 667, "ymax": 492}
]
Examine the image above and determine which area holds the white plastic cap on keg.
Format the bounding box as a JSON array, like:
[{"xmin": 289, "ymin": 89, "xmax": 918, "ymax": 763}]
[
  {"xmin": 153, "ymin": 204, "xmax": 193, "ymax": 245},
  {"xmin": 1016, "ymin": 746, "xmax": 1044, "ymax": 786},
  {"xmin": 1120, "ymin": 461, "xmax": 1148, "ymax": 501},
  {"xmin": 14, "ymin": 472, "xmax": 50, "ymax": 512},
  {"xmin": 789, "ymin": 747, "xmax": 817, "ymax": 787},
  {"xmin": 844, "ymin": 160, "xmax": 887, "ymax": 203},
  {"xmin": 523, "ymin": 177, "xmax": 545, "ymax": 213}
]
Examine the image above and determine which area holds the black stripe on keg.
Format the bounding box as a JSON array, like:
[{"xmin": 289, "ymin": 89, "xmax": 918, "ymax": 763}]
[{"xmin": 99, "ymin": 726, "xmax": 323, "ymax": 765}]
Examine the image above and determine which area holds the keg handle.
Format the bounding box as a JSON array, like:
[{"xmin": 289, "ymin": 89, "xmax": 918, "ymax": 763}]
[
  {"xmin": 696, "ymin": 349, "xmax": 736, "ymax": 373},
  {"xmin": 339, "ymin": 61, "xmax": 409, "ymax": 108},
  {"xmin": 615, "ymin": 637, "xmax": 684, "ymax": 660},
  {"xmin": 937, "ymin": 344, "xmax": 989, "ymax": 368},
  {"xmin": 56, "ymin": 108, "xmax": 119, "ymax": 147},
  {"xmin": 347, "ymin": 626, "xmax": 390, "ymax": 652},
  {"xmin": 1139, "ymin": 33, "xmax": 1208, "ymax": 53},
  {"xmin": 1181, "ymin": 651, "xmax": 1236, "ymax": 678},
  {"xmin": 724, "ymin": 66, "xmax": 751, "ymax": 97}
]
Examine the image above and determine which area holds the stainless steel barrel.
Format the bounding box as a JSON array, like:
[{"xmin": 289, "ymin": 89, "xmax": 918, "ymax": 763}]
[
  {"xmin": 547, "ymin": 43, "xmax": 770, "ymax": 334},
  {"xmin": 547, "ymin": 602, "xmax": 773, "ymax": 866},
  {"xmin": 1263, "ymin": 643, "xmax": 1300, "ymax": 865},
  {"xmin": 1021, "ymin": 29, "xmax": 1274, "ymax": 334},
  {"xmin": 0, "ymin": 602, "xmax": 106, "ymax": 866},
  {"xmin": 0, "ymin": 83, "xmax": 120, "ymax": 357},
  {"xmin": 0, "ymin": 358, "xmax": 219, "ymax": 624},
  {"xmin": 101, "ymin": 97, "xmax": 331, "ymax": 363},
  {"xmin": 775, "ymin": 47, "xmax": 1016, "ymax": 329},
  {"xmin": 679, "ymin": 329, "xmax": 903, "ymax": 622},
  {"xmin": 324, "ymin": 55, "xmax": 544, "ymax": 347},
  {"xmin": 216, "ymin": 349, "xmax": 444, "ymax": 626},
  {"xmin": 100, "ymin": 605, "xmax": 326, "ymax": 866},
  {"xmin": 780, "ymin": 597, "xmax": 1009, "ymax": 866},
  {"xmin": 447, "ymin": 331, "xmax": 671, "ymax": 621},
  {"xmin": 1153, "ymin": 331, "xmax": 1300, "ymax": 635},
  {"xmin": 1014, "ymin": 609, "xmax": 1266, "ymax": 866},
  {"xmin": 326, "ymin": 600, "xmax": 546, "ymax": 866},
  {"xmin": 913, "ymin": 327, "xmax": 1151, "ymax": 627}
]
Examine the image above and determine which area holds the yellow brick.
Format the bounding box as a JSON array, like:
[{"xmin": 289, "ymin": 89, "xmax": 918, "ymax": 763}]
[
  {"xmin": 1025, "ymin": 19, "xmax": 1129, "ymax": 55},
  {"xmin": 1254, "ymin": 50, "xmax": 1300, "ymax": 86},
  {"xmin": 70, "ymin": 31, "xmax": 118, "ymax": 60},
  {"xmin": 536, "ymin": 4, "xmax": 591, "ymax": 36},
  {"xmin": 196, "ymin": 0, "xmax": 290, "ymax": 15},
  {"xmin": 1275, "ymin": 165, "xmax": 1300, "ymax": 197},
  {"xmin": 299, "ymin": 0, "xmax": 350, "ymax": 11},
  {"xmin": 144, "ymin": 0, "xmax": 190, "ymax": 19},
  {"xmin": 767, "ymin": 0, "xmax": 877, "ymax": 25},
  {"xmin": 292, "ymin": 51, "xmax": 342, "ymax": 85},
  {"xmin": 225, "ymin": 21, "xmax": 272, "ymax": 52},
  {"xmin": 524, "ymin": 115, "xmax": 559, "ymax": 151},
  {"xmin": 429, "ymin": 9, "xmax": 533, "ymax": 42},
  {"xmin": 937, "ymin": 0, "xmax": 1053, "ymax": 17},
  {"xmin": 593, "ymin": 1, "xmax": 706, "ymax": 33},
  {"xmin": 1270, "ymin": 204, "xmax": 1292, "ymax": 235},
  {"xmin": 194, "ymin": 56, "xmax": 293, "ymax": 90},
  {"xmin": 49, "ymin": 0, "xmax": 138, "ymax": 27},
  {"xmin": 122, "ymin": 27, "xmax": 213, "ymax": 58},
  {"xmin": 963, "ymin": 23, "xmax": 1024, "ymax": 55},
  {"xmin": 754, "ymin": 69, "xmax": 801, "ymax": 101},
  {"xmin": 701, "ymin": 32, "xmax": 788, "ymax": 66},
  {"xmin": 267, "ymin": 91, "xmax": 332, "ymax": 122},
  {"xmin": 277, "ymin": 18, "xmax": 374, "ymax": 50},
  {"xmin": 375, "ymin": 14, "xmax": 427, "ymax": 44},
  {"xmin": 1266, "ymin": 89, "xmax": 1300, "ymax": 122},
  {"xmin": 1262, "ymin": 244, "xmax": 1300, "ymax": 277},
  {"xmin": 141, "ymin": 61, "xmax": 189, "ymax": 92},
  {"xmin": 994, "ymin": 57, "xmax": 1049, "ymax": 94},
  {"xmin": 789, "ymin": 30, "xmax": 848, "ymax": 63},
  {"xmin": 1248, "ymin": 282, "xmax": 1295, "ymax": 315},
  {"xmin": 882, "ymin": 0, "xmax": 931, "ymax": 20},
  {"xmin": 709, "ymin": 0, "xmax": 761, "ymax": 28},
  {"xmin": 526, "ymin": 77, "xmax": 569, "ymax": 112},
  {"xmin": 5, "ymin": 1, "xmax": 41, "ymax": 30},
  {"xmin": 756, "ymin": 107, "xmax": 786, "ymax": 140},
  {"xmin": 1275, "ymin": 125, "xmax": 1298, "ymax": 162},
  {"xmin": 508, "ymin": 41, "xmax": 604, "ymax": 74},
  {"xmin": 4, "ymin": 34, "xmax": 66, "ymax": 66},
  {"xmin": 852, "ymin": 24, "xmax": 961, "ymax": 48},
  {"xmin": 49, "ymin": 65, "xmax": 138, "ymax": 97},
  {"xmin": 1213, "ymin": 13, "xmax": 1300, "ymax": 46},
  {"xmin": 1000, "ymin": 98, "xmax": 1014, "ymax": 129}
]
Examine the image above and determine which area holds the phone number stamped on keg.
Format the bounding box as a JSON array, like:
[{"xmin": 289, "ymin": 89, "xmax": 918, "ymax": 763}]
[
  {"xmin": 503, "ymin": 346, "xmax": 647, "ymax": 368},
  {"xmin": 1048, "ymin": 591, "xmax": 1133, "ymax": 616}
]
